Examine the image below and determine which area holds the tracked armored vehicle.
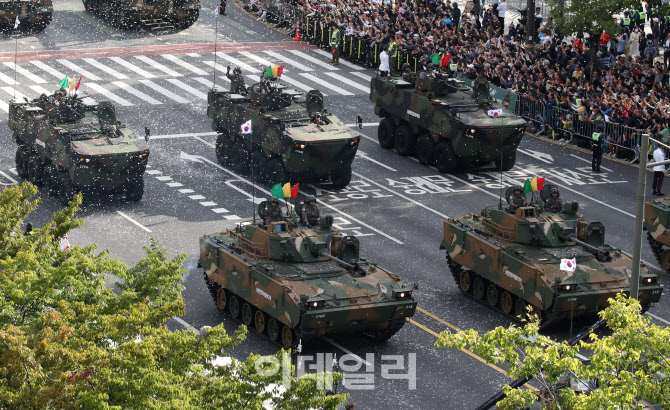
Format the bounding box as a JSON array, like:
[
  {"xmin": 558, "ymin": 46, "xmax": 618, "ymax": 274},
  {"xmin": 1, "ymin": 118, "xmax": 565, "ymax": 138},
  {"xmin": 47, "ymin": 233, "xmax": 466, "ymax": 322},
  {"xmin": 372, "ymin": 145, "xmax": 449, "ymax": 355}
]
[
  {"xmin": 9, "ymin": 92, "xmax": 149, "ymax": 205},
  {"xmin": 0, "ymin": 0, "xmax": 53, "ymax": 32},
  {"xmin": 645, "ymin": 196, "xmax": 670, "ymax": 271},
  {"xmin": 370, "ymin": 75, "xmax": 527, "ymax": 172},
  {"xmin": 82, "ymin": 0, "xmax": 200, "ymax": 29},
  {"xmin": 199, "ymin": 201, "xmax": 417, "ymax": 348},
  {"xmin": 440, "ymin": 185, "xmax": 663, "ymax": 324},
  {"xmin": 207, "ymin": 79, "xmax": 361, "ymax": 188}
]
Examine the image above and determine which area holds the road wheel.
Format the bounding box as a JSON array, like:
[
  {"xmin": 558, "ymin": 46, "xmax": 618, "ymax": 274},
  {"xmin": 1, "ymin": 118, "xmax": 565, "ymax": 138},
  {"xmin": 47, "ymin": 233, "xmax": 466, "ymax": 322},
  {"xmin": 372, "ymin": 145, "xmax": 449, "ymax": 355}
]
[
  {"xmin": 15, "ymin": 146, "xmax": 29, "ymax": 179},
  {"xmin": 330, "ymin": 166, "xmax": 352, "ymax": 188},
  {"xmin": 394, "ymin": 125, "xmax": 416, "ymax": 156},
  {"xmin": 230, "ymin": 142, "xmax": 250, "ymax": 174},
  {"xmin": 215, "ymin": 132, "xmax": 232, "ymax": 166},
  {"xmin": 241, "ymin": 303, "xmax": 253, "ymax": 326},
  {"xmin": 267, "ymin": 158, "xmax": 288, "ymax": 185},
  {"xmin": 267, "ymin": 318, "xmax": 279, "ymax": 342},
  {"xmin": 514, "ymin": 298, "xmax": 526, "ymax": 318},
  {"xmin": 501, "ymin": 291, "xmax": 513, "ymax": 314},
  {"xmin": 58, "ymin": 172, "xmax": 78, "ymax": 206},
  {"xmin": 416, "ymin": 133, "xmax": 436, "ymax": 165},
  {"xmin": 126, "ymin": 176, "xmax": 144, "ymax": 202},
  {"xmin": 27, "ymin": 154, "xmax": 44, "ymax": 186},
  {"xmin": 495, "ymin": 151, "xmax": 517, "ymax": 171},
  {"xmin": 459, "ymin": 270, "xmax": 472, "ymax": 293},
  {"xmin": 281, "ymin": 325, "xmax": 295, "ymax": 349},
  {"xmin": 377, "ymin": 118, "xmax": 396, "ymax": 149},
  {"xmin": 254, "ymin": 311, "xmax": 266, "ymax": 333},
  {"xmin": 486, "ymin": 284, "xmax": 498, "ymax": 307},
  {"xmin": 435, "ymin": 141, "xmax": 459, "ymax": 173},
  {"xmin": 250, "ymin": 151, "xmax": 268, "ymax": 182},
  {"xmin": 228, "ymin": 295, "xmax": 240, "ymax": 319},
  {"xmin": 216, "ymin": 287, "xmax": 227, "ymax": 312},
  {"xmin": 44, "ymin": 163, "xmax": 59, "ymax": 197},
  {"xmin": 472, "ymin": 277, "xmax": 485, "ymax": 300}
]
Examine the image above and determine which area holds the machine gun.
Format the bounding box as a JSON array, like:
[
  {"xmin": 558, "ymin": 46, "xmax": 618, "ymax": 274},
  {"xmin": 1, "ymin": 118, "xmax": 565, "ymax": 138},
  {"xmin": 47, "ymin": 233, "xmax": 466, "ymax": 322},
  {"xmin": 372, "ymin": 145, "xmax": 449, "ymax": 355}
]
[{"xmin": 568, "ymin": 235, "xmax": 611, "ymax": 262}]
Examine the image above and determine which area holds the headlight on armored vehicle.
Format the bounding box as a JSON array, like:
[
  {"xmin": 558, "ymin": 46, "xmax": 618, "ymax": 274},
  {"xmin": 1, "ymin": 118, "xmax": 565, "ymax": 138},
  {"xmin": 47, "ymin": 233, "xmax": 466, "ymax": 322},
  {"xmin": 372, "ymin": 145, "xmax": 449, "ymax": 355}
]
[
  {"xmin": 138, "ymin": 152, "xmax": 148, "ymax": 159},
  {"xmin": 350, "ymin": 138, "xmax": 360, "ymax": 145},
  {"xmin": 642, "ymin": 276, "xmax": 659, "ymax": 284},
  {"xmin": 557, "ymin": 284, "xmax": 573, "ymax": 291},
  {"xmin": 78, "ymin": 157, "xmax": 91, "ymax": 164},
  {"xmin": 294, "ymin": 143, "xmax": 306, "ymax": 150},
  {"xmin": 392, "ymin": 289, "xmax": 413, "ymax": 299},
  {"xmin": 305, "ymin": 300, "xmax": 324, "ymax": 309}
]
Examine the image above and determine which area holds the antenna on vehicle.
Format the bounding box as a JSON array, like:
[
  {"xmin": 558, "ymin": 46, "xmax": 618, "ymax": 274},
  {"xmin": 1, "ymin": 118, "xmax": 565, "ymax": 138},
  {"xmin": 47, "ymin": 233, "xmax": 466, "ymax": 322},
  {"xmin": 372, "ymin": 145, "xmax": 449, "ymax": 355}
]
[
  {"xmin": 12, "ymin": 18, "xmax": 18, "ymax": 100},
  {"xmin": 212, "ymin": 7, "xmax": 219, "ymax": 88},
  {"xmin": 498, "ymin": 115, "xmax": 504, "ymax": 210}
]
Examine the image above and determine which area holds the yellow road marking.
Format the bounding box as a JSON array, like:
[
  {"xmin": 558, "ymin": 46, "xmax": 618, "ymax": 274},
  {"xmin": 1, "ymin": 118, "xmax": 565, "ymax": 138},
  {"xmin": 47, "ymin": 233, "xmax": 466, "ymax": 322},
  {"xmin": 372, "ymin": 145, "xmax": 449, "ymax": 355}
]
[{"xmin": 417, "ymin": 306, "xmax": 461, "ymax": 332}]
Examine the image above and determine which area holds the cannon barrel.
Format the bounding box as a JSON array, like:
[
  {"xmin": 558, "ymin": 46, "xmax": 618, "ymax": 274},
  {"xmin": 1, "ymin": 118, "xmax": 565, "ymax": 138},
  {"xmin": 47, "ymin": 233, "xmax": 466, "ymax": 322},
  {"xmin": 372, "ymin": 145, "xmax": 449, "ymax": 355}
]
[
  {"xmin": 319, "ymin": 250, "xmax": 355, "ymax": 269},
  {"xmin": 568, "ymin": 235, "xmax": 610, "ymax": 260}
]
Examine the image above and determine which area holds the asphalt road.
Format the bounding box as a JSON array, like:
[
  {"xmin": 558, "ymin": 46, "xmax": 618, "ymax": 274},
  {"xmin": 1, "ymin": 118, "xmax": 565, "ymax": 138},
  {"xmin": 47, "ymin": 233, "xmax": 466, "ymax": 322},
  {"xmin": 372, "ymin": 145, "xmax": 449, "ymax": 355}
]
[{"xmin": 1, "ymin": 1, "xmax": 669, "ymax": 409}]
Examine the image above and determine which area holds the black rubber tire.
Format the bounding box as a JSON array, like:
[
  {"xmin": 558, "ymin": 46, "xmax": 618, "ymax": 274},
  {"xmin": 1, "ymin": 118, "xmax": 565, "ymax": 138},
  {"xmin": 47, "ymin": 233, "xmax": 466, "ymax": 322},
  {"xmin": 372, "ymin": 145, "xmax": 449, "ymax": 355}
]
[
  {"xmin": 215, "ymin": 132, "xmax": 232, "ymax": 166},
  {"xmin": 250, "ymin": 151, "xmax": 268, "ymax": 182},
  {"xmin": 58, "ymin": 172, "xmax": 78, "ymax": 206},
  {"xmin": 228, "ymin": 295, "xmax": 240, "ymax": 319},
  {"xmin": 241, "ymin": 303, "xmax": 253, "ymax": 326},
  {"xmin": 330, "ymin": 166, "xmax": 352, "ymax": 188},
  {"xmin": 377, "ymin": 118, "xmax": 396, "ymax": 149},
  {"xmin": 126, "ymin": 176, "xmax": 144, "ymax": 202},
  {"xmin": 435, "ymin": 140, "xmax": 459, "ymax": 173},
  {"xmin": 254, "ymin": 310, "xmax": 266, "ymax": 333},
  {"xmin": 495, "ymin": 151, "xmax": 517, "ymax": 171},
  {"xmin": 216, "ymin": 287, "xmax": 227, "ymax": 312},
  {"xmin": 15, "ymin": 146, "xmax": 29, "ymax": 179},
  {"xmin": 267, "ymin": 318, "xmax": 279, "ymax": 341},
  {"xmin": 26, "ymin": 154, "xmax": 43, "ymax": 186},
  {"xmin": 415, "ymin": 133, "xmax": 436, "ymax": 165},
  {"xmin": 472, "ymin": 277, "xmax": 485, "ymax": 300},
  {"xmin": 266, "ymin": 158, "xmax": 288, "ymax": 185},
  {"xmin": 44, "ymin": 163, "xmax": 59, "ymax": 197},
  {"xmin": 486, "ymin": 284, "xmax": 499, "ymax": 307},
  {"xmin": 281, "ymin": 325, "xmax": 295, "ymax": 349},
  {"xmin": 394, "ymin": 125, "xmax": 416, "ymax": 156},
  {"xmin": 230, "ymin": 141, "xmax": 250, "ymax": 174}
]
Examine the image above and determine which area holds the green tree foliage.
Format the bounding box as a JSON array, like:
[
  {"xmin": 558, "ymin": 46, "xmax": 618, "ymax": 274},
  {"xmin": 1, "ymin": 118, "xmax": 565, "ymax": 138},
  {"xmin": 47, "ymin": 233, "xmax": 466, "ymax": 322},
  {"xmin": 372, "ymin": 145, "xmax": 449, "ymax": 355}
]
[
  {"xmin": 435, "ymin": 294, "xmax": 670, "ymax": 409},
  {"xmin": 0, "ymin": 183, "xmax": 346, "ymax": 409}
]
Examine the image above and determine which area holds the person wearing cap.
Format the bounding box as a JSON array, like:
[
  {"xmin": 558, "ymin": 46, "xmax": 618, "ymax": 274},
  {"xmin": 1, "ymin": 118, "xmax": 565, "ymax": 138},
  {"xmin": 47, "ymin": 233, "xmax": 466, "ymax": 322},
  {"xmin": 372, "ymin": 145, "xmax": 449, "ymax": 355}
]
[
  {"xmin": 510, "ymin": 186, "xmax": 526, "ymax": 212},
  {"xmin": 401, "ymin": 62, "xmax": 416, "ymax": 83},
  {"xmin": 388, "ymin": 34, "xmax": 399, "ymax": 76},
  {"xmin": 302, "ymin": 196, "xmax": 320, "ymax": 226},
  {"xmin": 266, "ymin": 197, "xmax": 283, "ymax": 224},
  {"xmin": 591, "ymin": 125, "xmax": 605, "ymax": 173},
  {"xmin": 330, "ymin": 22, "xmax": 341, "ymax": 65}
]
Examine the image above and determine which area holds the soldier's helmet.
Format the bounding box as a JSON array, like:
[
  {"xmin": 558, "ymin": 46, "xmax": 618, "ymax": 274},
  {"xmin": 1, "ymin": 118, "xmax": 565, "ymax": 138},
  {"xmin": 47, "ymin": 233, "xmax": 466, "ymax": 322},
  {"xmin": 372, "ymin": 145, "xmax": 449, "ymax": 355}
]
[
  {"xmin": 233, "ymin": 67, "xmax": 242, "ymax": 74},
  {"xmin": 270, "ymin": 197, "xmax": 279, "ymax": 204},
  {"xmin": 513, "ymin": 185, "xmax": 523, "ymax": 193},
  {"xmin": 54, "ymin": 90, "xmax": 63, "ymax": 97},
  {"xmin": 551, "ymin": 187, "xmax": 560, "ymax": 197},
  {"xmin": 402, "ymin": 62, "xmax": 410, "ymax": 70},
  {"xmin": 427, "ymin": 63, "xmax": 435, "ymax": 70},
  {"xmin": 60, "ymin": 88, "xmax": 67, "ymax": 95},
  {"xmin": 304, "ymin": 195, "xmax": 316, "ymax": 204}
]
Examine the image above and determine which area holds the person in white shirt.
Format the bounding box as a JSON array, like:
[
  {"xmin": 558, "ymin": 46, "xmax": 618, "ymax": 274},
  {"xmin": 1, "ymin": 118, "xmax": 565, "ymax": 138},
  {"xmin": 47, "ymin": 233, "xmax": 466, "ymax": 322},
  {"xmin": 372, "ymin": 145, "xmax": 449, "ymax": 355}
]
[
  {"xmin": 497, "ymin": 0, "xmax": 507, "ymax": 32},
  {"xmin": 379, "ymin": 49, "xmax": 390, "ymax": 77},
  {"xmin": 652, "ymin": 144, "xmax": 666, "ymax": 196}
]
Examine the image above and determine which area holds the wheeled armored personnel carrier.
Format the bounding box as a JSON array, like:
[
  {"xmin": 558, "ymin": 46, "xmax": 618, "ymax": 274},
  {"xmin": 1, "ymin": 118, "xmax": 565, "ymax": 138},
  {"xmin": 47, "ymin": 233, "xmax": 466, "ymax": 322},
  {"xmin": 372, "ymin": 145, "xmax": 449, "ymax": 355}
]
[
  {"xmin": 0, "ymin": 0, "xmax": 53, "ymax": 31},
  {"xmin": 440, "ymin": 185, "xmax": 663, "ymax": 324},
  {"xmin": 9, "ymin": 92, "xmax": 150, "ymax": 205},
  {"xmin": 82, "ymin": 0, "xmax": 200, "ymax": 29},
  {"xmin": 370, "ymin": 75, "xmax": 527, "ymax": 172},
  {"xmin": 645, "ymin": 196, "xmax": 670, "ymax": 271},
  {"xmin": 207, "ymin": 79, "xmax": 361, "ymax": 188},
  {"xmin": 199, "ymin": 200, "xmax": 417, "ymax": 348}
]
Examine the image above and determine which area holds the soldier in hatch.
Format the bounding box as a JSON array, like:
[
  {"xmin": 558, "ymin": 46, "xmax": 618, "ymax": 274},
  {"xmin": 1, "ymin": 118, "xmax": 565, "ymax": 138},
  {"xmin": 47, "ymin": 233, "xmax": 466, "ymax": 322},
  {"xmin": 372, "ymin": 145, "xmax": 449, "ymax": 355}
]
[
  {"xmin": 226, "ymin": 66, "xmax": 246, "ymax": 94},
  {"xmin": 544, "ymin": 188, "xmax": 563, "ymax": 213},
  {"xmin": 266, "ymin": 197, "xmax": 283, "ymax": 224},
  {"xmin": 302, "ymin": 195, "xmax": 320, "ymax": 226},
  {"xmin": 510, "ymin": 186, "xmax": 526, "ymax": 211},
  {"xmin": 401, "ymin": 63, "xmax": 416, "ymax": 84}
]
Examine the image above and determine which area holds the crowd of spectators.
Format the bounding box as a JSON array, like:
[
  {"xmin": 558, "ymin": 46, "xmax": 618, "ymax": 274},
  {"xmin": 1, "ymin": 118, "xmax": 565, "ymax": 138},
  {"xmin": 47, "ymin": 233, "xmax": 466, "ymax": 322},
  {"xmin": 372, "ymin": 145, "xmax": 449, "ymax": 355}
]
[{"xmin": 245, "ymin": 0, "xmax": 670, "ymax": 156}]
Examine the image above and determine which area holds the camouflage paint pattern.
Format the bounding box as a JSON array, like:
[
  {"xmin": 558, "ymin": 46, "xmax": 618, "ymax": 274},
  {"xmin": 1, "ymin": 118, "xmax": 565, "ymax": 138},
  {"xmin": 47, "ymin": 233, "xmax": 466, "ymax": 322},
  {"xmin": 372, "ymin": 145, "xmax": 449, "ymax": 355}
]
[
  {"xmin": 441, "ymin": 200, "xmax": 663, "ymax": 320},
  {"xmin": 82, "ymin": 0, "xmax": 200, "ymax": 28},
  {"xmin": 199, "ymin": 211, "xmax": 416, "ymax": 345},
  {"xmin": 208, "ymin": 84, "xmax": 360, "ymax": 181},
  {"xmin": 0, "ymin": 0, "xmax": 53, "ymax": 29},
  {"xmin": 644, "ymin": 196, "xmax": 670, "ymax": 270},
  {"xmin": 369, "ymin": 76, "xmax": 527, "ymax": 164},
  {"xmin": 9, "ymin": 94, "xmax": 149, "ymax": 192}
]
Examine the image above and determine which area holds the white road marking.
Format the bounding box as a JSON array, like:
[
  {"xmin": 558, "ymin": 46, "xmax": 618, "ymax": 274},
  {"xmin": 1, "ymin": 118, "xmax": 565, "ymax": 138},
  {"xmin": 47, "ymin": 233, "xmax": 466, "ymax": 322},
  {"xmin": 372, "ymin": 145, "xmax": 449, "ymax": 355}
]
[
  {"xmin": 200, "ymin": 201, "xmax": 217, "ymax": 207},
  {"xmin": 263, "ymin": 50, "xmax": 313, "ymax": 72},
  {"xmin": 358, "ymin": 151, "xmax": 396, "ymax": 171},
  {"xmin": 138, "ymin": 79, "xmax": 190, "ymax": 103},
  {"xmin": 134, "ymin": 55, "xmax": 182, "ymax": 76},
  {"xmin": 166, "ymin": 182, "xmax": 183, "ymax": 187},
  {"xmin": 108, "ymin": 57, "xmax": 156, "ymax": 78},
  {"xmin": 351, "ymin": 72, "xmax": 373, "ymax": 82},
  {"xmin": 311, "ymin": 49, "xmax": 366, "ymax": 70},
  {"xmin": 116, "ymin": 211, "xmax": 152, "ymax": 233},
  {"xmin": 0, "ymin": 170, "xmax": 18, "ymax": 184},
  {"xmin": 150, "ymin": 131, "xmax": 218, "ymax": 139},
  {"xmin": 146, "ymin": 169, "xmax": 162, "ymax": 175},
  {"xmin": 178, "ymin": 189, "xmax": 195, "ymax": 194},
  {"xmin": 646, "ymin": 312, "xmax": 670, "ymax": 326},
  {"xmin": 239, "ymin": 51, "xmax": 284, "ymax": 72},
  {"xmin": 194, "ymin": 76, "xmax": 227, "ymax": 89},
  {"xmin": 189, "ymin": 194, "xmax": 206, "ymax": 200},
  {"xmin": 3, "ymin": 62, "xmax": 45, "ymax": 83},
  {"xmin": 0, "ymin": 70, "xmax": 17, "ymax": 85},
  {"xmin": 29, "ymin": 85, "xmax": 51, "ymax": 95},
  {"xmin": 286, "ymin": 50, "xmax": 338, "ymax": 70},
  {"xmin": 186, "ymin": 53, "xmax": 201, "ymax": 58},
  {"xmin": 30, "ymin": 60, "xmax": 65, "ymax": 80},
  {"xmin": 346, "ymin": 123, "xmax": 378, "ymax": 127},
  {"xmin": 568, "ymin": 153, "xmax": 612, "ymax": 172},
  {"xmin": 82, "ymin": 58, "xmax": 128, "ymax": 79},
  {"xmin": 280, "ymin": 75, "xmax": 324, "ymax": 95},
  {"xmin": 113, "ymin": 81, "xmax": 162, "ymax": 105},
  {"xmin": 86, "ymin": 83, "xmax": 133, "ymax": 107},
  {"xmin": 212, "ymin": 208, "xmax": 229, "ymax": 213},
  {"xmin": 173, "ymin": 316, "xmax": 197, "ymax": 331},
  {"xmin": 156, "ymin": 176, "xmax": 173, "ymax": 181},
  {"xmin": 193, "ymin": 136, "xmax": 215, "ymax": 147},
  {"xmin": 201, "ymin": 61, "xmax": 232, "ymax": 82},
  {"xmin": 324, "ymin": 72, "xmax": 369, "ymax": 93},
  {"xmin": 223, "ymin": 215, "xmax": 242, "ymax": 220},
  {"xmin": 214, "ymin": 52, "xmax": 258, "ymax": 73},
  {"xmin": 516, "ymin": 148, "xmax": 554, "ymax": 164},
  {"xmin": 324, "ymin": 338, "xmax": 372, "ymax": 366},
  {"xmin": 300, "ymin": 73, "xmax": 353, "ymax": 95},
  {"xmin": 0, "ymin": 101, "xmax": 9, "ymax": 112},
  {"xmin": 166, "ymin": 78, "xmax": 208, "ymax": 100},
  {"xmin": 56, "ymin": 59, "xmax": 101, "ymax": 81},
  {"xmin": 1, "ymin": 87, "xmax": 27, "ymax": 100},
  {"xmin": 162, "ymin": 54, "xmax": 208, "ymax": 75}
]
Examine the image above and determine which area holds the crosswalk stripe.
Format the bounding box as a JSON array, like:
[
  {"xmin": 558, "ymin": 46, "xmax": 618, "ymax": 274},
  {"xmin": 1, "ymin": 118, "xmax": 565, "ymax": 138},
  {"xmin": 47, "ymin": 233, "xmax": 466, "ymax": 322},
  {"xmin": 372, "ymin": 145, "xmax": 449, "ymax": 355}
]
[
  {"xmin": 286, "ymin": 50, "xmax": 338, "ymax": 71},
  {"xmin": 29, "ymin": 85, "xmax": 51, "ymax": 96},
  {"xmin": 86, "ymin": 83, "xmax": 133, "ymax": 106},
  {"xmin": 239, "ymin": 51, "xmax": 288, "ymax": 72},
  {"xmin": 299, "ymin": 73, "xmax": 352, "ymax": 95},
  {"xmin": 83, "ymin": 58, "xmax": 128, "ymax": 79},
  {"xmin": 162, "ymin": 54, "xmax": 208, "ymax": 75},
  {"xmin": 280, "ymin": 75, "xmax": 328, "ymax": 96},
  {"xmin": 134, "ymin": 55, "xmax": 182, "ymax": 77},
  {"xmin": 311, "ymin": 49, "xmax": 365, "ymax": 70},
  {"xmin": 108, "ymin": 57, "xmax": 156, "ymax": 78},
  {"xmin": 113, "ymin": 81, "xmax": 162, "ymax": 104},
  {"xmin": 56, "ymin": 59, "xmax": 101, "ymax": 81},
  {"xmin": 186, "ymin": 53, "xmax": 201, "ymax": 58},
  {"xmin": 263, "ymin": 50, "xmax": 313, "ymax": 72},
  {"xmin": 0, "ymin": 100, "xmax": 8, "ymax": 112},
  {"xmin": 324, "ymin": 72, "xmax": 369, "ymax": 93},
  {"xmin": 166, "ymin": 78, "xmax": 208, "ymax": 99},
  {"xmin": 138, "ymin": 79, "xmax": 190, "ymax": 103},
  {"xmin": 193, "ymin": 76, "xmax": 221, "ymax": 89},
  {"xmin": 201, "ymin": 61, "xmax": 231, "ymax": 82},
  {"xmin": 1, "ymin": 87, "xmax": 27, "ymax": 100},
  {"xmin": 30, "ymin": 60, "xmax": 66, "ymax": 80},
  {"xmin": 214, "ymin": 52, "xmax": 258, "ymax": 73},
  {"xmin": 351, "ymin": 72, "xmax": 372, "ymax": 82},
  {"xmin": 3, "ymin": 62, "xmax": 46, "ymax": 83}
]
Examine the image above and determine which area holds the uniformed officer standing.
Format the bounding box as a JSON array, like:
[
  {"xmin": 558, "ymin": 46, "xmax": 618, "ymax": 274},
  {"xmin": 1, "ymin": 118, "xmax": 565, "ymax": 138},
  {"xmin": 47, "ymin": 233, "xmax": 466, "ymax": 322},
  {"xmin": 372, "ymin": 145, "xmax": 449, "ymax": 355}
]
[
  {"xmin": 302, "ymin": 195, "xmax": 320, "ymax": 226},
  {"xmin": 388, "ymin": 35, "xmax": 399, "ymax": 76},
  {"xmin": 544, "ymin": 188, "xmax": 563, "ymax": 212},
  {"xmin": 510, "ymin": 186, "xmax": 526, "ymax": 211},
  {"xmin": 591, "ymin": 126, "xmax": 604, "ymax": 173},
  {"xmin": 226, "ymin": 66, "xmax": 246, "ymax": 94},
  {"xmin": 266, "ymin": 197, "xmax": 283, "ymax": 224},
  {"xmin": 219, "ymin": 0, "xmax": 227, "ymax": 16},
  {"xmin": 401, "ymin": 63, "xmax": 416, "ymax": 84},
  {"xmin": 330, "ymin": 23, "xmax": 341, "ymax": 65}
]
